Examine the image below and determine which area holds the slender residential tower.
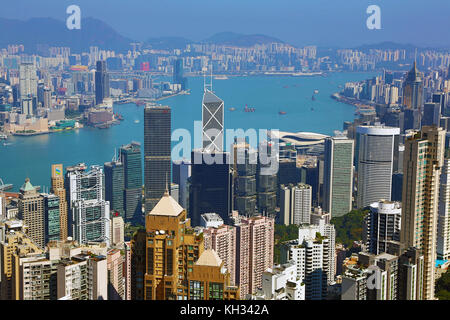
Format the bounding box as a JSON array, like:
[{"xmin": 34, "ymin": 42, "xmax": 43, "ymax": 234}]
[
  {"xmin": 144, "ymin": 105, "xmax": 171, "ymax": 213},
  {"xmin": 51, "ymin": 164, "xmax": 68, "ymax": 241},
  {"xmin": 401, "ymin": 126, "xmax": 445, "ymax": 300}
]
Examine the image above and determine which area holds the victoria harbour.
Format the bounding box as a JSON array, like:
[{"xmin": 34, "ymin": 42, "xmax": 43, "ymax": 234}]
[{"xmin": 0, "ymin": 72, "xmax": 374, "ymax": 191}]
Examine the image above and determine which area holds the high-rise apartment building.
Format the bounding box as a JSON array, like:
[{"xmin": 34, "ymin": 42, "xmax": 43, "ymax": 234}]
[
  {"xmin": 438, "ymin": 158, "xmax": 450, "ymax": 260},
  {"xmin": 19, "ymin": 61, "xmax": 38, "ymax": 115},
  {"xmin": 107, "ymin": 248, "xmax": 125, "ymax": 300},
  {"xmin": 120, "ymin": 142, "xmax": 143, "ymax": 222},
  {"xmin": 144, "ymin": 106, "xmax": 171, "ymax": 213},
  {"xmin": 401, "ymin": 125, "xmax": 445, "ymax": 300},
  {"xmin": 18, "ymin": 179, "xmax": 45, "ymax": 249},
  {"xmin": 235, "ymin": 216, "xmax": 274, "ymax": 297},
  {"xmin": 323, "ymin": 136, "xmax": 354, "ymax": 217},
  {"xmin": 356, "ymin": 125, "xmax": 400, "ymax": 209},
  {"xmin": 279, "ymin": 183, "xmax": 312, "ymax": 226},
  {"xmin": 203, "ymin": 224, "xmax": 237, "ymax": 285},
  {"xmin": 366, "ymin": 200, "xmax": 402, "ymax": 255},
  {"xmin": 51, "ymin": 164, "xmax": 68, "ymax": 241}
]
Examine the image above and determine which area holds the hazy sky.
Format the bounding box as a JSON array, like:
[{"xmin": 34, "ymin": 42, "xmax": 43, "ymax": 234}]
[{"xmin": 2, "ymin": 0, "xmax": 450, "ymax": 47}]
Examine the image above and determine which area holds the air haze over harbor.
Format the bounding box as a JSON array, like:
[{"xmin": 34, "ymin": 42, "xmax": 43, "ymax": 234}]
[{"xmin": 1, "ymin": 0, "xmax": 450, "ymax": 48}]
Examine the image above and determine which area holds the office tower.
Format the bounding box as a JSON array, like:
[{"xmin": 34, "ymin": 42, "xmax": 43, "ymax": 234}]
[
  {"xmin": 188, "ymin": 249, "xmax": 240, "ymax": 300},
  {"xmin": 281, "ymin": 224, "xmax": 331, "ymax": 300},
  {"xmin": 172, "ymin": 160, "xmax": 191, "ymax": 209},
  {"xmin": 18, "ymin": 179, "xmax": 45, "ymax": 249},
  {"xmin": 299, "ymin": 163, "xmax": 320, "ymax": 206},
  {"xmin": 0, "ymin": 220, "xmax": 44, "ymax": 300},
  {"xmin": 235, "ymin": 216, "xmax": 274, "ymax": 297},
  {"xmin": 42, "ymin": 194, "xmax": 61, "ymax": 243},
  {"xmin": 232, "ymin": 141, "xmax": 257, "ymax": 217},
  {"xmin": 279, "ymin": 183, "xmax": 312, "ymax": 225},
  {"xmin": 203, "ymin": 223, "xmax": 237, "ymax": 285},
  {"xmin": 365, "ymin": 201, "xmax": 402, "ymax": 255},
  {"xmin": 437, "ymin": 158, "xmax": 450, "ymax": 260},
  {"xmin": 278, "ymin": 159, "xmax": 301, "ymax": 186},
  {"xmin": 19, "ymin": 61, "xmax": 38, "ymax": 115},
  {"xmin": 391, "ymin": 173, "xmax": 403, "ymax": 202},
  {"xmin": 323, "ymin": 137, "xmax": 354, "ymax": 217},
  {"xmin": 104, "ymin": 159, "xmax": 125, "ymax": 217},
  {"xmin": 144, "ymin": 106, "xmax": 171, "ymax": 213},
  {"xmin": 249, "ymin": 261, "xmax": 305, "ymax": 300},
  {"xmin": 110, "ymin": 214, "xmax": 125, "ymax": 247},
  {"xmin": 401, "ymin": 126, "xmax": 445, "ymax": 300},
  {"xmin": 190, "ymin": 150, "xmax": 233, "ymax": 226},
  {"xmin": 107, "ymin": 249, "xmax": 125, "ymax": 300},
  {"xmin": 433, "ymin": 92, "xmax": 448, "ymax": 116},
  {"xmin": 173, "ymin": 58, "xmax": 187, "ymax": 90},
  {"xmin": 65, "ymin": 164, "xmax": 111, "ymax": 247},
  {"xmin": 136, "ymin": 191, "xmax": 203, "ymax": 300},
  {"xmin": 403, "ymin": 108, "xmax": 421, "ymax": 131},
  {"xmin": 202, "ymin": 89, "xmax": 224, "ymax": 152},
  {"xmin": 422, "ymin": 102, "xmax": 441, "ymax": 127},
  {"xmin": 170, "ymin": 183, "xmax": 179, "ymax": 203},
  {"xmin": 403, "ymin": 61, "xmax": 424, "ymax": 111},
  {"xmin": 95, "ymin": 60, "xmax": 110, "ymax": 105},
  {"xmin": 120, "ymin": 142, "xmax": 143, "ymax": 222},
  {"xmin": 257, "ymin": 141, "xmax": 277, "ymax": 218},
  {"xmin": 51, "ymin": 164, "xmax": 68, "ymax": 241},
  {"xmin": 397, "ymin": 247, "xmax": 424, "ymax": 300},
  {"xmin": 356, "ymin": 126, "xmax": 400, "ymax": 209}
]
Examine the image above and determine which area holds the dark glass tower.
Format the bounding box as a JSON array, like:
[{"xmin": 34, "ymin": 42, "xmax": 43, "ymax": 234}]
[
  {"xmin": 104, "ymin": 160, "xmax": 125, "ymax": 217},
  {"xmin": 95, "ymin": 60, "xmax": 110, "ymax": 105},
  {"xmin": 120, "ymin": 142, "xmax": 143, "ymax": 222},
  {"xmin": 144, "ymin": 105, "xmax": 171, "ymax": 213},
  {"xmin": 173, "ymin": 58, "xmax": 187, "ymax": 90},
  {"xmin": 403, "ymin": 61, "xmax": 423, "ymax": 112},
  {"xmin": 189, "ymin": 150, "xmax": 233, "ymax": 226}
]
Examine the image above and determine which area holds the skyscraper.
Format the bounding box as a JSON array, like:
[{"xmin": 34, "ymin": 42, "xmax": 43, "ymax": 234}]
[
  {"xmin": 144, "ymin": 105, "xmax": 171, "ymax": 213},
  {"xmin": 65, "ymin": 164, "xmax": 111, "ymax": 247},
  {"xmin": 323, "ymin": 136, "xmax": 354, "ymax": 217},
  {"xmin": 42, "ymin": 193, "xmax": 61, "ymax": 243},
  {"xmin": 401, "ymin": 126, "xmax": 445, "ymax": 300},
  {"xmin": 172, "ymin": 159, "xmax": 191, "ymax": 209},
  {"xmin": 173, "ymin": 58, "xmax": 187, "ymax": 91},
  {"xmin": 279, "ymin": 183, "xmax": 312, "ymax": 225},
  {"xmin": 19, "ymin": 61, "xmax": 37, "ymax": 115},
  {"xmin": 422, "ymin": 102, "xmax": 441, "ymax": 127},
  {"xmin": 95, "ymin": 60, "xmax": 110, "ymax": 105},
  {"xmin": 356, "ymin": 126, "xmax": 400, "ymax": 209},
  {"xmin": 403, "ymin": 61, "xmax": 424, "ymax": 111},
  {"xmin": 104, "ymin": 159, "xmax": 125, "ymax": 217},
  {"xmin": 18, "ymin": 178, "xmax": 45, "ymax": 249},
  {"xmin": 51, "ymin": 164, "xmax": 68, "ymax": 241},
  {"xmin": 365, "ymin": 200, "xmax": 402, "ymax": 255},
  {"xmin": 202, "ymin": 89, "xmax": 224, "ymax": 152},
  {"xmin": 437, "ymin": 158, "xmax": 450, "ymax": 260},
  {"xmin": 189, "ymin": 150, "xmax": 233, "ymax": 226},
  {"xmin": 120, "ymin": 142, "xmax": 143, "ymax": 222},
  {"xmin": 235, "ymin": 216, "xmax": 274, "ymax": 297}
]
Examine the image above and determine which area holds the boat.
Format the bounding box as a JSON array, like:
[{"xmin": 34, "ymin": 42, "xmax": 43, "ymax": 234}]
[
  {"xmin": 214, "ymin": 75, "xmax": 228, "ymax": 80},
  {"xmin": 278, "ymin": 111, "xmax": 287, "ymax": 115},
  {"xmin": 0, "ymin": 133, "xmax": 7, "ymax": 140},
  {"xmin": 229, "ymin": 107, "xmax": 236, "ymax": 111},
  {"xmin": 244, "ymin": 105, "xmax": 255, "ymax": 112},
  {"xmin": 3, "ymin": 142, "xmax": 12, "ymax": 146},
  {"xmin": 134, "ymin": 119, "xmax": 140, "ymax": 124},
  {"xmin": 314, "ymin": 90, "xmax": 319, "ymax": 94}
]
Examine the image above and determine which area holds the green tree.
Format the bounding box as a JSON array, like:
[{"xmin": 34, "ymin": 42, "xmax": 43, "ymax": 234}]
[
  {"xmin": 330, "ymin": 208, "xmax": 368, "ymax": 248},
  {"xmin": 436, "ymin": 268, "xmax": 450, "ymax": 300}
]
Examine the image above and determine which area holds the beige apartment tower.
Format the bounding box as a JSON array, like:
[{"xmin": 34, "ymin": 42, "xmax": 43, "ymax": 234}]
[
  {"xmin": 51, "ymin": 164, "xmax": 68, "ymax": 241},
  {"xmin": 401, "ymin": 126, "xmax": 445, "ymax": 300}
]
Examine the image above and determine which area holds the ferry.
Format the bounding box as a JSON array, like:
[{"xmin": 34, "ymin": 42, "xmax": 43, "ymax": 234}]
[
  {"xmin": 314, "ymin": 90, "xmax": 319, "ymax": 94},
  {"xmin": 278, "ymin": 111, "xmax": 287, "ymax": 115},
  {"xmin": 229, "ymin": 107, "xmax": 236, "ymax": 111},
  {"xmin": 134, "ymin": 119, "xmax": 140, "ymax": 124},
  {"xmin": 244, "ymin": 105, "xmax": 255, "ymax": 112}
]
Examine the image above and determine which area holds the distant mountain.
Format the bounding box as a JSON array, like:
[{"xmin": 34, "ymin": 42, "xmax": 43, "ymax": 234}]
[
  {"xmin": 145, "ymin": 36, "xmax": 192, "ymax": 50},
  {"xmin": 203, "ymin": 32, "xmax": 286, "ymax": 47},
  {"xmin": 0, "ymin": 17, "xmax": 133, "ymax": 53}
]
